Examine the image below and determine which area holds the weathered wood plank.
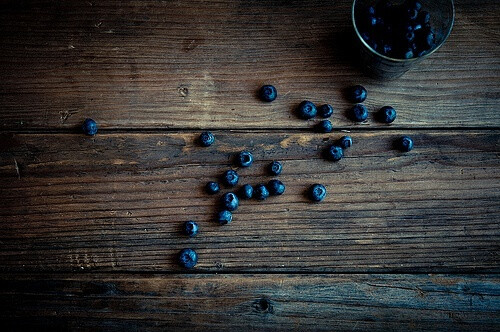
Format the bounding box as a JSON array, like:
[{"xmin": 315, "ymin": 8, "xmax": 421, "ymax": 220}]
[
  {"xmin": 0, "ymin": 274, "xmax": 498, "ymax": 331},
  {"xmin": 0, "ymin": 0, "xmax": 498, "ymax": 130},
  {"xmin": 0, "ymin": 131, "xmax": 498, "ymax": 272}
]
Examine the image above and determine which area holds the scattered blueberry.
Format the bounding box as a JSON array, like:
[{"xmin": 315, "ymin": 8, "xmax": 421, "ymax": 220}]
[
  {"xmin": 267, "ymin": 179, "xmax": 285, "ymax": 196},
  {"xmin": 318, "ymin": 104, "xmax": 334, "ymax": 118},
  {"xmin": 378, "ymin": 106, "xmax": 397, "ymax": 123},
  {"xmin": 82, "ymin": 118, "xmax": 98, "ymax": 136},
  {"xmin": 237, "ymin": 151, "xmax": 253, "ymax": 167},
  {"xmin": 297, "ymin": 101, "xmax": 317, "ymax": 120},
  {"xmin": 199, "ymin": 131, "xmax": 215, "ymax": 147},
  {"xmin": 397, "ymin": 136, "xmax": 414, "ymax": 152},
  {"xmin": 324, "ymin": 145, "xmax": 344, "ymax": 162},
  {"xmin": 238, "ymin": 184, "xmax": 254, "ymax": 199},
  {"xmin": 259, "ymin": 85, "xmax": 277, "ymax": 102},
  {"xmin": 222, "ymin": 170, "xmax": 239, "ymax": 187},
  {"xmin": 315, "ymin": 119, "xmax": 333, "ymax": 133},
  {"xmin": 178, "ymin": 248, "xmax": 198, "ymax": 268},
  {"xmin": 349, "ymin": 104, "xmax": 368, "ymax": 122},
  {"xmin": 268, "ymin": 161, "xmax": 282, "ymax": 176},
  {"xmin": 254, "ymin": 184, "xmax": 270, "ymax": 201},
  {"xmin": 184, "ymin": 220, "xmax": 199, "ymax": 237},
  {"xmin": 221, "ymin": 192, "xmax": 239, "ymax": 211},
  {"xmin": 205, "ymin": 181, "xmax": 220, "ymax": 195},
  {"xmin": 348, "ymin": 85, "xmax": 367, "ymax": 103},
  {"xmin": 308, "ymin": 184, "xmax": 327, "ymax": 202},
  {"xmin": 217, "ymin": 210, "xmax": 232, "ymax": 225},
  {"xmin": 338, "ymin": 136, "xmax": 353, "ymax": 149}
]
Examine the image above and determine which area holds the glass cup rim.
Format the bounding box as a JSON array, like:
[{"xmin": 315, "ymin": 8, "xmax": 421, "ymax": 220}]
[{"xmin": 351, "ymin": 0, "xmax": 455, "ymax": 63}]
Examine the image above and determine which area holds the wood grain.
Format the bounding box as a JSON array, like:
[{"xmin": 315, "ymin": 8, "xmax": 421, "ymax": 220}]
[
  {"xmin": 1, "ymin": 131, "xmax": 498, "ymax": 272},
  {"xmin": 0, "ymin": 273, "xmax": 498, "ymax": 331},
  {"xmin": 0, "ymin": 0, "xmax": 498, "ymax": 130}
]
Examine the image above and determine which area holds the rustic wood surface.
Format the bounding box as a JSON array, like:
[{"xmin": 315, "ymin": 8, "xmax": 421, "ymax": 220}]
[
  {"xmin": 1, "ymin": 274, "xmax": 499, "ymax": 331},
  {"xmin": 1, "ymin": 131, "xmax": 499, "ymax": 272},
  {"xmin": 0, "ymin": 274, "xmax": 500, "ymax": 331},
  {"xmin": 0, "ymin": 0, "xmax": 499, "ymax": 330},
  {"xmin": 0, "ymin": 0, "xmax": 499, "ymax": 130}
]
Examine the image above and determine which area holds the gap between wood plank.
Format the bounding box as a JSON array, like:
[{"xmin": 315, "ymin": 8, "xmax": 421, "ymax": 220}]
[{"xmin": 2, "ymin": 126, "xmax": 500, "ymax": 135}]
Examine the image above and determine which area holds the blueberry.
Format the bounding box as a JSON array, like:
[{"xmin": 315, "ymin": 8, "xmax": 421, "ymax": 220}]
[
  {"xmin": 349, "ymin": 104, "xmax": 368, "ymax": 122},
  {"xmin": 318, "ymin": 104, "xmax": 334, "ymax": 118},
  {"xmin": 254, "ymin": 184, "xmax": 270, "ymax": 201},
  {"xmin": 378, "ymin": 106, "xmax": 397, "ymax": 123},
  {"xmin": 422, "ymin": 29, "xmax": 435, "ymax": 49},
  {"xmin": 205, "ymin": 181, "xmax": 220, "ymax": 195},
  {"xmin": 406, "ymin": 31, "xmax": 415, "ymax": 42},
  {"xmin": 268, "ymin": 161, "xmax": 282, "ymax": 176},
  {"xmin": 416, "ymin": 49, "xmax": 428, "ymax": 57},
  {"xmin": 413, "ymin": 23, "xmax": 423, "ymax": 31},
  {"xmin": 324, "ymin": 145, "xmax": 344, "ymax": 161},
  {"xmin": 297, "ymin": 101, "xmax": 317, "ymax": 120},
  {"xmin": 237, "ymin": 151, "xmax": 253, "ymax": 167},
  {"xmin": 199, "ymin": 131, "xmax": 215, "ymax": 147},
  {"xmin": 82, "ymin": 118, "xmax": 98, "ymax": 136},
  {"xmin": 184, "ymin": 220, "xmax": 199, "ymax": 237},
  {"xmin": 178, "ymin": 248, "xmax": 198, "ymax": 269},
  {"xmin": 238, "ymin": 184, "xmax": 254, "ymax": 199},
  {"xmin": 361, "ymin": 32, "xmax": 370, "ymax": 42},
  {"xmin": 315, "ymin": 120, "xmax": 333, "ymax": 133},
  {"xmin": 308, "ymin": 184, "xmax": 327, "ymax": 202},
  {"xmin": 259, "ymin": 85, "xmax": 277, "ymax": 102},
  {"xmin": 369, "ymin": 16, "xmax": 377, "ymax": 26},
  {"xmin": 267, "ymin": 179, "xmax": 285, "ymax": 196},
  {"xmin": 407, "ymin": 8, "xmax": 418, "ymax": 20},
  {"xmin": 406, "ymin": 0, "xmax": 422, "ymax": 12},
  {"xmin": 338, "ymin": 136, "xmax": 353, "ymax": 149},
  {"xmin": 347, "ymin": 85, "xmax": 367, "ymax": 103},
  {"xmin": 367, "ymin": 5, "xmax": 375, "ymax": 16},
  {"xmin": 221, "ymin": 192, "xmax": 239, "ymax": 211},
  {"xmin": 217, "ymin": 210, "xmax": 232, "ymax": 225},
  {"xmin": 397, "ymin": 136, "xmax": 414, "ymax": 152},
  {"xmin": 368, "ymin": 40, "xmax": 379, "ymax": 52},
  {"xmin": 417, "ymin": 11, "xmax": 430, "ymax": 25},
  {"xmin": 403, "ymin": 48, "xmax": 414, "ymax": 59},
  {"xmin": 222, "ymin": 170, "xmax": 239, "ymax": 187},
  {"xmin": 382, "ymin": 44, "xmax": 392, "ymax": 55}
]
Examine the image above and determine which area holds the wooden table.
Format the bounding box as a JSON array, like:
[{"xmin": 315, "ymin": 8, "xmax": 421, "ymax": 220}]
[{"xmin": 1, "ymin": 0, "xmax": 499, "ymax": 330}]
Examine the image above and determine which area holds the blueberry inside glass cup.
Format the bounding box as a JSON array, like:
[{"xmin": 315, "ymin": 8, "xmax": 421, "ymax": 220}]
[{"xmin": 352, "ymin": 0, "xmax": 454, "ymax": 79}]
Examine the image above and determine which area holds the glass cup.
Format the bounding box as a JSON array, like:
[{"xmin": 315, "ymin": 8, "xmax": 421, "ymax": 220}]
[{"xmin": 352, "ymin": 0, "xmax": 455, "ymax": 79}]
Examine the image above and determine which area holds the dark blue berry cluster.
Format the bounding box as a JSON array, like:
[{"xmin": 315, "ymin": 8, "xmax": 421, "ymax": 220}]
[
  {"xmin": 77, "ymin": 78, "xmax": 417, "ymax": 271},
  {"xmin": 356, "ymin": 0, "xmax": 436, "ymax": 59},
  {"xmin": 346, "ymin": 84, "xmax": 398, "ymax": 125},
  {"xmin": 200, "ymin": 152, "xmax": 287, "ymax": 237},
  {"xmin": 296, "ymin": 101, "xmax": 335, "ymax": 133}
]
